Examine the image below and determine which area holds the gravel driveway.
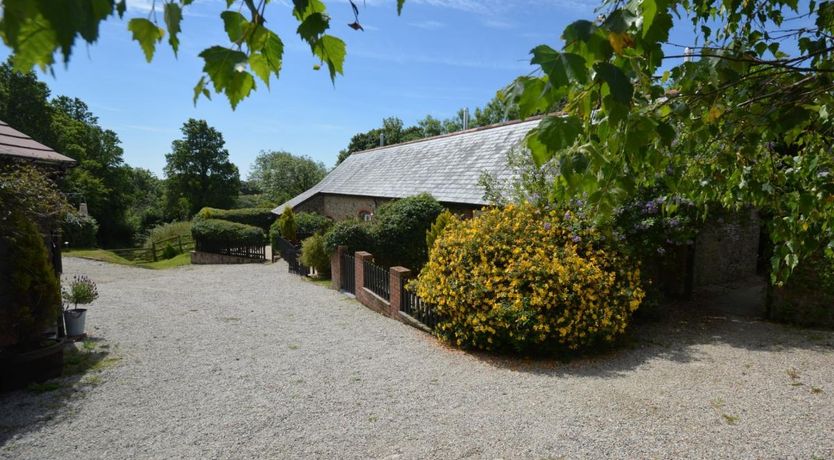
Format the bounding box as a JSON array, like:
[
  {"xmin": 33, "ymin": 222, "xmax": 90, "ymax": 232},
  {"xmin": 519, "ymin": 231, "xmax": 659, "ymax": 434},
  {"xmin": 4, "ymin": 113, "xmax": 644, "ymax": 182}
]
[{"xmin": 2, "ymin": 257, "xmax": 833, "ymax": 459}]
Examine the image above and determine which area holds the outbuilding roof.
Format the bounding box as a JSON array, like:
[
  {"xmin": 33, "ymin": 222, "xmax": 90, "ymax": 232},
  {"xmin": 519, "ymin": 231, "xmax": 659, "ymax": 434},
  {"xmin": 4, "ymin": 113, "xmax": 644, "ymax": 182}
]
[
  {"xmin": 0, "ymin": 120, "xmax": 76, "ymax": 166},
  {"xmin": 274, "ymin": 118, "xmax": 539, "ymax": 213}
]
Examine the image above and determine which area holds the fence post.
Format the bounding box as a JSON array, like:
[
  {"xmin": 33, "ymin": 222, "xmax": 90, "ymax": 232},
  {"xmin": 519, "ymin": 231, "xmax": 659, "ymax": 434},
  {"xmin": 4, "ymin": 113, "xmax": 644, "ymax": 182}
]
[
  {"xmin": 331, "ymin": 246, "xmax": 346, "ymax": 290},
  {"xmin": 151, "ymin": 242, "xmax": 157, "ymax": 262},
  {"xmin": 389, "ymin": 266, "xmax": 411, "ymax": 318}
]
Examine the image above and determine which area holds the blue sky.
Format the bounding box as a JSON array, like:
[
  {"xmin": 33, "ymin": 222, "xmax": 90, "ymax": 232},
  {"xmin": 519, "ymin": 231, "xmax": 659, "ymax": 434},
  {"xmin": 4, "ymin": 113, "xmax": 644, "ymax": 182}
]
[{"xmin": 1, "ymin": 0, "xmax": 611, "ymax": 178}]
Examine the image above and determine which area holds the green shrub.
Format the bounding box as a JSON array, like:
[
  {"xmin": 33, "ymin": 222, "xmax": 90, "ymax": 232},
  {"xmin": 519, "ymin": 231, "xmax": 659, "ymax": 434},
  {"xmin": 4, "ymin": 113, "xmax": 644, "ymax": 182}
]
[
  {"xmin": 195, "ymin": 207, "xmax": 275, "ymax": 232},
  {"xmin": 143, "ymin": 221, "xmax": 192, "ymax": 249},
  {"xmin": 323, "ymin": 219, "xmax": 375, "ymax": 255},
  {"xmin": 426, "ymin": 210, "xmax": 456, "ymax": 253},
  {"xmin": 191, "ymin": 218, "xmax": 266, "ymax": 250},
  {"xmin": 277, "ymin": 206, "xmax": 297, "ymax": 242},
  {"xmin": 415, "ymin": 204, "xmax": 644, "ymax": 354},
  {"xmin": 372, "ymin": 193, "xmax": 443, "ymax": 270},
  {"xmin": 295, "ymin": 212, "xmax": 332, "ymax": 238},
  {"xmin": 0, "ymin": 213, "xmax": 62, "ymax": 347},
  {"xmin": 161, "ymin": 243, "xmax": 179, "ymax": 260},
  {"xmin": 769, "ymin": 251, "xmax": 834, "ymax": 327},
  {"xmin": 300, "ymin": 234, "xmax": 331, "ymax": 276},
  {"xmin": 62, "ymin": 213, "xmax": 99, "ymax": 248}
]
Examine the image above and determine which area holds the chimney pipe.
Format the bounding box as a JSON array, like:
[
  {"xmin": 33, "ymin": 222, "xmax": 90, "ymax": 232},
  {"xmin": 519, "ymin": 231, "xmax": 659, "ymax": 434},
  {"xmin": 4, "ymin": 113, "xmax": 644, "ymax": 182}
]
[
  {"xmin": 380, "ymin": 132, "xmax": 385, "ymax": 147},
  {"xmin": 463, "ymin": 108, "xmax": 470, "ymax": 130}
]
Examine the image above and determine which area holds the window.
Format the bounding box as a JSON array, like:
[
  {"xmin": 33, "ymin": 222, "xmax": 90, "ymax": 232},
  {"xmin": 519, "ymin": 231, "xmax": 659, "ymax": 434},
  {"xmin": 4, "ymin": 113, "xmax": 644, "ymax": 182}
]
[{"xmin": 359, "ymin": 210, "xmax": 373, "ymax": 221}]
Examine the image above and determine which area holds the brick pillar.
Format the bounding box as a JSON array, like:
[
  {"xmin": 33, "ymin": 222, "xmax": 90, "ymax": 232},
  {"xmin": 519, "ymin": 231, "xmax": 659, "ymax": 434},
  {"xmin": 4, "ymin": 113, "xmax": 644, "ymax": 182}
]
[
  {"xmin": 389, "ymin": 266, "xmax": 411, "ymax": 318},
  {"xmin": 354, "ymin": 251, "xmax": 373, "ymax": 305},
  {"xmin": 331, "ymin": 245, "xmax": 346, "ymax": 290}
]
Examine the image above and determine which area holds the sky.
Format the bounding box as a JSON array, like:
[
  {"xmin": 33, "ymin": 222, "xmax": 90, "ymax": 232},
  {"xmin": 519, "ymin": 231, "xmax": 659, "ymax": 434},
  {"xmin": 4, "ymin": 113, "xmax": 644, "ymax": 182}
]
[{"xmin": 1, "ymin": 0, "xmax": 614, "ymax": 178}]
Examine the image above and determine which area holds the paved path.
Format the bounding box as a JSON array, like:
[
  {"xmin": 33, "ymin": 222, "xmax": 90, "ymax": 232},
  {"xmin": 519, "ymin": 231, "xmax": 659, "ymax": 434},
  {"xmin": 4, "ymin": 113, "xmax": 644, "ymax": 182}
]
[{"xmin": 1, "ymin": 258, "xmax": 833, "ymax": 459}]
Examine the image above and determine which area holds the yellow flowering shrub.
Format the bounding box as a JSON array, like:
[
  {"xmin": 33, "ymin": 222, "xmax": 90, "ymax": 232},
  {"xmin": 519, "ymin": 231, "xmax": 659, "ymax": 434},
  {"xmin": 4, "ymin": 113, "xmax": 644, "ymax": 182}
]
[{"xmin": 415, "ymin": 203, "xmax": 644, "ymax": 353}]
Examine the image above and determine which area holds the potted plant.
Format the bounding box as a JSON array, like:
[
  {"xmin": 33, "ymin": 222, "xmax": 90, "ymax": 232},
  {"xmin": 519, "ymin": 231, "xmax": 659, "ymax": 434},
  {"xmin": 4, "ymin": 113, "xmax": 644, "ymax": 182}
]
[{"xmin": 62, "ymin": 275, "xmax": 98, "ymax": 337}]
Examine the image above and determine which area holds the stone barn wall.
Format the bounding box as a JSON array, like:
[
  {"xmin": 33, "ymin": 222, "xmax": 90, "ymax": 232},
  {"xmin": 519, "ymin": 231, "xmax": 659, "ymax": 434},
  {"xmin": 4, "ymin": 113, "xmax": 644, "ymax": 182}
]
[{"xmin": 693, "ymin": 209, "xmax": 760, "ymax": 287}]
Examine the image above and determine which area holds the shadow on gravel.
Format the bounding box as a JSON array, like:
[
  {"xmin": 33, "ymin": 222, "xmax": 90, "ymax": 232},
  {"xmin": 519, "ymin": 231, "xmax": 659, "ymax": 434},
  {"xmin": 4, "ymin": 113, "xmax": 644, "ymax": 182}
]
[
  {"xmin": 0, "ymin": 338, "xmax": 113, "ymax": 448},
  {"xmin": 469, "ymin": 302, "xmax": 834, "ymax": 379}
]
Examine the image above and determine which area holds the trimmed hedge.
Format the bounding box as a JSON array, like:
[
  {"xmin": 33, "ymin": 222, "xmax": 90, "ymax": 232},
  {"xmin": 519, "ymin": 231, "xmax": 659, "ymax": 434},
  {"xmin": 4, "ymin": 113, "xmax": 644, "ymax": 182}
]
[
  {"xmin": 295, "ymin": 212, "xmax": 332, "ymax": 238},
  {"xmin": 195, "ymin": 207, "xmax": 276, "ymax": 232},
  {"xmin": 371, "ymin": 193, "xmax": 444, "ymax": 270},
  {"xmin": 323, "ymin": 219, "xmax": 375, "ymax": 255},
  {"xmin": 191, "ymin": 218, "xmax": 266, "ymax": 249},
  {"xmin": 321, "ymin": 194, "xmax": 443, "ymax": 269}
]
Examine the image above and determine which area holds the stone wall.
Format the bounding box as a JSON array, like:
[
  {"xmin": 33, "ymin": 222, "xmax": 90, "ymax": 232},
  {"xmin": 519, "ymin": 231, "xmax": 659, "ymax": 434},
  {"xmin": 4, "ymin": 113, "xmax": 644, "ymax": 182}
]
[
  {"xmin": 693, "ymin": 209, "xmax": 760, "ymax": 287},
  {"xmin": 768, "ymin": 253, "xmax": 834, "ymax": 328}
]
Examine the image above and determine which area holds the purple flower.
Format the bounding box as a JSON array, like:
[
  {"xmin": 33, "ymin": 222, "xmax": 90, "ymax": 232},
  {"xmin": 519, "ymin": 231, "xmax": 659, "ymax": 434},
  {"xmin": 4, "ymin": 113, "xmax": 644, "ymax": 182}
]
[
  {"xmin": 572, "ymin": 235, "xmax": 582, "ymax": 243},
  {"xmin": 543, "ymin": 222, "xmax": 552, "ymax": 231},
  {"xmin": 643, "ymin": 200, "xmax": 659, "ymax": 215},
  {"xmin": 564, "ymin": 211, "xmax": 571, "ymax": 220}
]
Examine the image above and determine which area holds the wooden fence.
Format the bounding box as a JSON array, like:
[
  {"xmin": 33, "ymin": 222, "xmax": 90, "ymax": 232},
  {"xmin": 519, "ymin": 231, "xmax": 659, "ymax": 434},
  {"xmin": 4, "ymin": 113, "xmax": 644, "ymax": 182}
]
[{"xmin": 109, "ymin": 234, "xmax": 194, "ymax": 262}]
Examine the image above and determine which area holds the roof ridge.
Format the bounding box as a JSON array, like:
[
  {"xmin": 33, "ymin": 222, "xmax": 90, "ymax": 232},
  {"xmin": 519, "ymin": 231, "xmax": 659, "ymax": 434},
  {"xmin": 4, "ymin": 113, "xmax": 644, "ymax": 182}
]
[{"xmin": 350, "ymin": 115, "xmax": 546, "ymax": 156}]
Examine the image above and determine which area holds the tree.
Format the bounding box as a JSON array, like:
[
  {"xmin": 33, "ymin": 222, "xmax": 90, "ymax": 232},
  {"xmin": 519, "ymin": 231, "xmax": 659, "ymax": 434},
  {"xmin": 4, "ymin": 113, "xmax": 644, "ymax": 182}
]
[
  {"xmin": 417, "ymin": 115, "xmax": 443, "ymax": 137},
  {"xmin": 0, "ymin": 1, "xmax": 406, "ymax": 109},
  {"xmin": 51, "ymin": 96, "xmax": 135, "ymax": 246},
  {"xmin": 0, "ymin": 60, "xmax": 56, "ymax": 147},
  {"xmin": 124, "ymin": 167, "xmax": 165, "ymax": 234},
  {"xmin": 336, "ymin": 116, "xmax": 411, "ymax": 164},
  {"xmin": 164, "ymin": 119, "xmax": 240, "ymax": 217},
  {"xmin": 513, "ymin": 0, "xmax": 834, "ymax": 282},
  {"xmin": 248, "ymin": 150, "xmax": 326, "ymax": 205}
]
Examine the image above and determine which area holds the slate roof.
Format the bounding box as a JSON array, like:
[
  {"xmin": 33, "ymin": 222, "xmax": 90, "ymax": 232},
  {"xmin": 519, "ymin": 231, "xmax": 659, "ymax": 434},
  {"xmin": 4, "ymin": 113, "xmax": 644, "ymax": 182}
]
[
  {"xmin": 274, "ymin": 118, "xmax": 540, "ymax": 213},
  {"xmin": 0, "ymin": 120, "xmax": 76, "ymax": 166}
]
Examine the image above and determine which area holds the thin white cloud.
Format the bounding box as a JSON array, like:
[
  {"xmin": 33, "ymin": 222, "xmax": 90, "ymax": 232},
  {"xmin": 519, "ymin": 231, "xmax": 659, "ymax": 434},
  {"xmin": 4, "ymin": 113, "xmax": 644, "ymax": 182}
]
[
  {"xmin": 483, "ymin": 19, "xmax": 515, "ymax": 29},
  {"xmin": 351, "ymin": 48, "xmax": 531, "ymax": 71},
  {"xmin": 408, "ymin": 20, "xmax": 446, "ymax": 30}
]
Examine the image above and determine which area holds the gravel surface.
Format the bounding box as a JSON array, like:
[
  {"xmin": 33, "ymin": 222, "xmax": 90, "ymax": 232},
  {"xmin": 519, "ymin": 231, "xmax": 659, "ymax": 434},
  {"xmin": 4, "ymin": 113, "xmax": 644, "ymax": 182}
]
[{"xmin": 1, "ymin": 257, "xmax": 833, "ymax": 459}]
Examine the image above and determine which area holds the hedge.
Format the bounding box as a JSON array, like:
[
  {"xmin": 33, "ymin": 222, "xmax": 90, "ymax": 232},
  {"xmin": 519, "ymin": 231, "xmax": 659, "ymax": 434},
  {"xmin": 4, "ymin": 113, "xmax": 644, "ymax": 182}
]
[
  {"xmin": 295, "ymin": 212, "xmax": 332, "ymax": 238},
  {"xmin": 323, "ymin": 219, "xmax": 375, "ymax": 255},
  {"xmin": 195, "ymin": 207, "xmax": 276, "ymax": 232},
  {"xmin": 371, "ymin": 193, "xmax": 443, "ymax": 270},
  {"xmin": 191, "ymin": 218, "xmax": 266, "ymax": 249}
]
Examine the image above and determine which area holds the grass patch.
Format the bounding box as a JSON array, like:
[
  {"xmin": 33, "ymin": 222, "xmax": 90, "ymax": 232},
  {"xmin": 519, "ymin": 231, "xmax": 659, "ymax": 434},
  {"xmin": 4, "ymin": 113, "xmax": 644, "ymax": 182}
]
[
  {"xmin": 303, "ymin": 276, "xmax": 332, "ymax": 289},
  {"xmin": 27, "ymin": 381, "xmax": 63, "ymax": 393},
  {"xmin": 65, "ymin": 249, "xmax": 190, "ymax": 270}
]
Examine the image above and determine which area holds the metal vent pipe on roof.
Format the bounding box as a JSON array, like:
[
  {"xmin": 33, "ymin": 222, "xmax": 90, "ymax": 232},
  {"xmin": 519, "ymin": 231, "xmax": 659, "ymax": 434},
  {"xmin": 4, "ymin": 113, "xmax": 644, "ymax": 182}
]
[
  {"xmin": 380, "ymin": 132, "xmax": 385, "ymax": 147},
  {"xmin": 463, "ymin": 108, "xmax": 470, "ymax": 130}
]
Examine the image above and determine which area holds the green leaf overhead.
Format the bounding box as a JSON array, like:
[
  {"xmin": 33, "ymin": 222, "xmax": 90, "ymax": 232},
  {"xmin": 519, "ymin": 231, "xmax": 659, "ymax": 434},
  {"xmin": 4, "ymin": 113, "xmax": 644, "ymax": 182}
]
[
  {"xmin": 593, "ymin": 62, "xmax": 633, "ymax": 105},
  {"xmin": 220, "ymin": 11, "xmax": 248, "ymax": 44},
  {"xmin": 198, "ymin": 46, "xmax": 253, "ymax": 109},
  {"xmin": 0, "ymin": 0, "xmax": 406, "ymax": 107},
  {"xmin": 530, "ymin": 46, "xmax": 589, "ymax": 88},
  {"xmin": 313, "ymin": 35, "xmax": 346, "ymax": 82},
  {"xmin": 164, "ymin": 2, "xmax": 183, "ymax": 56},
  {"xmin": 127, "ymin": 18, "xmax": 164, "ymax": 62}
]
